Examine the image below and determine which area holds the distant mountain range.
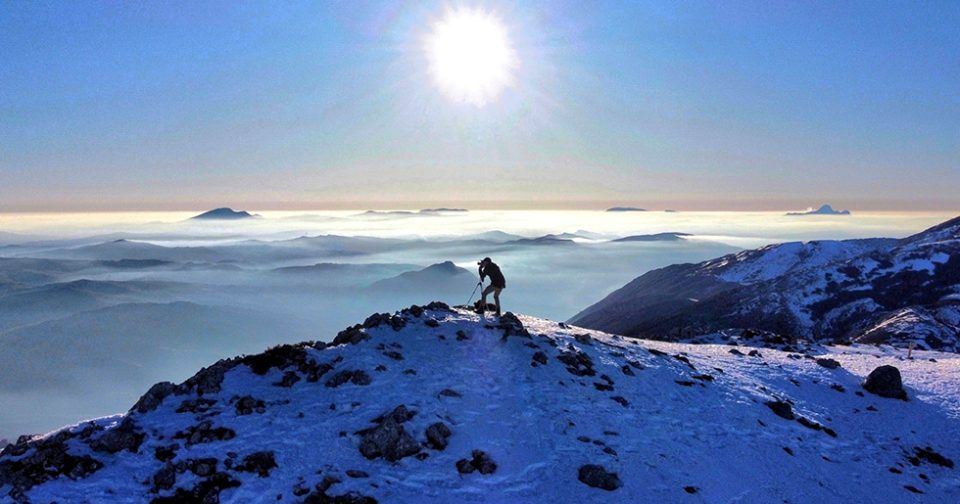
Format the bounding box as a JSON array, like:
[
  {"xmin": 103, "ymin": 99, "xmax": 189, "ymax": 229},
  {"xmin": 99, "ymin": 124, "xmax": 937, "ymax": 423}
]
[
  {"xmin": 571, "ymin": 215, "xmax": 960, "ymax": 351},
  {"xmin": 606, "ymin": 207, "xmax": 646, "ymax": 212}
]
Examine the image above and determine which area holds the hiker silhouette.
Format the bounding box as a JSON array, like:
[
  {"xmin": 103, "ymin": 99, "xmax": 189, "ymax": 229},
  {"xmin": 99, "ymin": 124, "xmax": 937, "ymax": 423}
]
[{"xmin": 476, "ymin": 257, "xmax": 505, "ymax": 316}]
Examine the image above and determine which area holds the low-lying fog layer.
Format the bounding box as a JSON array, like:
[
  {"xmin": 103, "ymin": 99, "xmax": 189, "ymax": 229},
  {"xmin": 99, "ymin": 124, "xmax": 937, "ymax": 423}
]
[{"xmin": 0, "ymin": 210, "xmax": 951, "ymax": 439}]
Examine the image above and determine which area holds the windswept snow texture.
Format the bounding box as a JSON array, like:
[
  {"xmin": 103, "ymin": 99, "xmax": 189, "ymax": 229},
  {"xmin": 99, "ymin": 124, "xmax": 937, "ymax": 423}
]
[
  {"xmin": 572, "ymin": 216, "xmax": 960, "ymax": 350},
  {"xmin": 2, "ymin": 306, "xmax": 959, "ymax": 503}
]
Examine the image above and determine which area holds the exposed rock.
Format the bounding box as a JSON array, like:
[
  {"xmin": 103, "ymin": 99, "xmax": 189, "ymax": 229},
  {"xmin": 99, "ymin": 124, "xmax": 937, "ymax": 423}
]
[
  {"xmin": 89, "ymin": 417, "xmax": 144, "ymax": 454},
  {"xmin": 425, "ymin": 422, "xmax": 452, "ymax": 450},
  {"xmin": 358, "ymin": 406, "xmax": 421, "ymax": 462},
  {"xmin": 242, "ymin": 344, "xmax": 308, "ymax": 375},
  {"xmin": 235, "ymin": 451, "xmax": 277, "ymax": 477},
  {"xmin": 152, "ymin": 463, "xmax": 176, "ymax": 491},
  {"xmin": 532, "ymin": 351, "xmax": 548, "ymax": 365},
  {"xmin": 275, "ymin": 371, "xmax": 301, "ymax": 387},
  {"xmin": 174, "ymin": 421, "xmax": 236, "ymax": 446},
  {"xmin": 326, "ymin": 370, "xmax": 372, "ymax": 388},
  {"xmin": 574, "ymin": 333, "xmax": 593, "ymax": 345},
  {"xmin": 0, "ymin": 436, "xmax": 103, "ymax": 496},
  {"xmin": 766, "ymin": 400, "xmax": 795, "ymax": 420},
  {"xmin": 556, "ymin": 348, "xmax": 596, "ymax": 376},
  {"xmin": 333, "ymin": 325, "xmax": 369, "ymax": 346},
  {"xmin": 131, "ymin": 381, "xmax": 177, "ymax": 414},
  {"xmin": 499, "ymin": 312, "xmax": 530, "ymax": 338},
  {"xmin": 303, "ymin": 490, "xmax": 378, "ymax": 503},
  {"xmin": 363, "ymin": 312, "xmax": 391, "ymax": 328},
  {"xmin": 425, "ymin": 319, "xmax": 440, "ymax": 328},
  {"xmin": 187, "ymin": 457, "xmax": 218, "ymax": 477},
  {"xmin": 456, "ymin": 330, "xmax": 470, "ymax": 341},
  {"xmin": 233, "ymin": 395, "xmax": 266, "ymax": 415},
  {"xmin": 911, "ymin": 446, "xmax": 954, "ymax": 468},
  {"xmin": 863, "ymin": 365, "xmax": 907, "ymax": 400},
  {"xmin": 816, "ymin": 358, "xmax": 841, "ymax": 369},
  {"xmin": 577, "ymin": 464, "xmax": 622, "ymax": 491},
  {"xmin": 438, "ymin": 388, "xmax": 462, "ymax": 398},
  {"xmin": 456, "ymin": 450, "xmax": 497, "ymax": 475},
  {"xmin": 155, "ymin": 444, "xmax": 178, "ymax": 462},
  {"xmin": 176, "ymin": 397, "xmax": 217, "ymax": 414},
  {"xmin": 181, "ymin": 358, "xmax": 240, "ymax": 396},
  {"xmin": 151, "ymin": 472, "xmax": 241, "ymax": 503}
]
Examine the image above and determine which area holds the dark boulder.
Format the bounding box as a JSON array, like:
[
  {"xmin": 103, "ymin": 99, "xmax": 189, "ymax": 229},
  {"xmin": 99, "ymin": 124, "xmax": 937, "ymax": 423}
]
[
  {"xmin": 578, "ymin": 464, "xmax": 622, "ymax": 491},
  {"xmin": 499, "ymin": 312, "xmax": 530, "ymax": 338},
  {"xmin": 326, "ymin": 370, "xmax": 372, "ymax": 388},
  {"xmin": 174, "ymin": 421, "xmax": 236, "ymax": 446},
  {"xmin": 816, "ymin": 358, "xmax": 842, "ymax": 369},
  {"xmin": 233, "ymin": 395, "xmax": 266, "ymax": 415},
  {"xmin": 152, "ymin": 464, "xmax": 176, "ymax": 491},
  {"xmin": 766, "ymin": 400, "xmax": 795, "ymax": 420},
  {"xmin": 456, "ymin": 450, "xmax": 497, "ymax": 475},
  {"xmin": 235, "ymin": 451, "xmax": 277, "ymax": 477},
  {"xmin": 425, "ymin": 422, "xmax": 452, "ymax": 450},
  {"xmin": 358, "ymin": 406, "xmax": 421, "ymax": 462},
  {"xmin": 532, "ymin": 351, "xmax": 548, "ymax": 366},
  {"xmin": 863, "ymin": 365, "xmax": 907, "ymax": 400}
]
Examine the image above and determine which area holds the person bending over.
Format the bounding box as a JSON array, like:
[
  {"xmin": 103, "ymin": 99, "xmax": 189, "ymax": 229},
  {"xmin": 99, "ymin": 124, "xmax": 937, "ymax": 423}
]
[{"xmin": 477, "ymin": 257, "xmax": 505, "ymax": 317}]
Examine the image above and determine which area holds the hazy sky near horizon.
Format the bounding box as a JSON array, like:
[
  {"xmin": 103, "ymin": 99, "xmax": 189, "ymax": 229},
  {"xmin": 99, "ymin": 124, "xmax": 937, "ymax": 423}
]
[{"xmin": 2, "ymin": 1, "xmax": 958, "ymax": 212}]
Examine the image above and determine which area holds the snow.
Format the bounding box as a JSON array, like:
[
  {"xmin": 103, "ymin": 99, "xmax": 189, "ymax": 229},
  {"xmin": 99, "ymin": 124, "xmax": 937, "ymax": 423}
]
[{"xmin": 8, "ymin": 307, "xmax": 960, "ymax": 503}]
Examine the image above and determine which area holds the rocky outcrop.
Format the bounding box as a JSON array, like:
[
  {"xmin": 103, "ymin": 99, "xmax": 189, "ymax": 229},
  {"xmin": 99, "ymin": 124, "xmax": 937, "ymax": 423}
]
[{"xmin": 357, "ymin": 406, "xmax": 421, "ymax": 462}]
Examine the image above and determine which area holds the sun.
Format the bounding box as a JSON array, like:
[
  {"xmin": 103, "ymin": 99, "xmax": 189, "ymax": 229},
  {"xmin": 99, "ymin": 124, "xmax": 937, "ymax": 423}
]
[{"xmin": 425, "ymin": 7, "xmax": 517, "ymax": 106}]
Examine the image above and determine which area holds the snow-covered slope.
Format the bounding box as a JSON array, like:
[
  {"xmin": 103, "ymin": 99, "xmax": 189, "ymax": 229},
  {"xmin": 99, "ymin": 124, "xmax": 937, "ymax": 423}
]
[
  {"xmin": 3, "ymin": 304, "xmax": 959, "ymax": 503},
  {"xmin": 571, "ymin": 216, "xmax": 960, "ymax": 350}
]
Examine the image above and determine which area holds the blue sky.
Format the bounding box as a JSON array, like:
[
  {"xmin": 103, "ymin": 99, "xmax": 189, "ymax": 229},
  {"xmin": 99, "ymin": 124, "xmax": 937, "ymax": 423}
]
[{"xmin": 1, "ymin": 1, "xmax": 958, "ymax": 211}]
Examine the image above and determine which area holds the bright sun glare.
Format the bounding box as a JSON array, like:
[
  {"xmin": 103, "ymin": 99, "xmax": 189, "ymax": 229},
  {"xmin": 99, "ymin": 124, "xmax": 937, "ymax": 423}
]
[{"xmin": 426, "ymin": 8, "xmax": 517, "ymax": 106}]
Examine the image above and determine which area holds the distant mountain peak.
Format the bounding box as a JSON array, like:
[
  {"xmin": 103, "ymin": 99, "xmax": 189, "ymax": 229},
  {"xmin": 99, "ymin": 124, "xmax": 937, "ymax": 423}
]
[
  {"xmin": 786, "ymin": 204, "xmax": 850, "ymax": 216},
  {"xmin": 606, "ymin": 206, "xmax": 646, "ymax": 212},
  {"xmin": 191, "ymin": 208, "xmax": 259, "ymax": 220}
]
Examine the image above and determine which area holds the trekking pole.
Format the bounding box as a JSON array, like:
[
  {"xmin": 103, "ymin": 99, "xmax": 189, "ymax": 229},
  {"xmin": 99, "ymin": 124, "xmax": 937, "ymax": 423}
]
[{"xmin": 467, "ymin": 280, "xmax": 482, "ymax": 306}]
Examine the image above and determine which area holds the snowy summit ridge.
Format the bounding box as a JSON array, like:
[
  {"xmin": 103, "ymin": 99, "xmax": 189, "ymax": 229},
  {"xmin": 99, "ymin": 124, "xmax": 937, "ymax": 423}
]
[{"xmin": 2, "ymin": 303, "xmax": 959, "ymax": 502}]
